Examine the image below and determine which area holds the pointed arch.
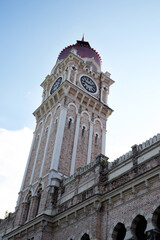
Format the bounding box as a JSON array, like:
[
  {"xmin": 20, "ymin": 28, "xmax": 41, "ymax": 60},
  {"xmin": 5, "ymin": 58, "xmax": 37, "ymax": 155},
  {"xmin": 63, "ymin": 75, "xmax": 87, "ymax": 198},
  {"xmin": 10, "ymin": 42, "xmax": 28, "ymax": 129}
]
[
  {"xmin": 79, "ymin": 230, "xmax": 92, "ymax": 240},
  {"xmin": 23, "ymin": 191, "xmax": 32, "ymax": 222},
  {"xmin": 81, "ymin": 233, "xmax": 90, "ymax": 240},
  {"xmin": 23, "ymin": 188, "xmax": 33, "ymax": 202},
  {"xmin": 33, "ymin": 181, "xmax": 44, "ymax": 194},
  {"xmin": 34, "ymin": 185, "xmax": 42, "ymax": 217}
]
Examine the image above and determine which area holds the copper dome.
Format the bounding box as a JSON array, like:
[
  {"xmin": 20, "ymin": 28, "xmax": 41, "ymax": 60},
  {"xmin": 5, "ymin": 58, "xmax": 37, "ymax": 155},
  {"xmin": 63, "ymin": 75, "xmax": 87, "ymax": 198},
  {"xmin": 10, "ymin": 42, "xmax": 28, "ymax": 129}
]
[{"xmin": 57, "ymin": 39, "xmax": 101, "ymax": 67}]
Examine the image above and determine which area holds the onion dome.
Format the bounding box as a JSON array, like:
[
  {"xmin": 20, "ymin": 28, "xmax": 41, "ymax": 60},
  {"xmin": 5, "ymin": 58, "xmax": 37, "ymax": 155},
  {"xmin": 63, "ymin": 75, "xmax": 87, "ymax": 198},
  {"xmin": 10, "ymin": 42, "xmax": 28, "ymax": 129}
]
[{"xmin": 57, "ymin": 38, "xmax": 102, "ymax": 67}]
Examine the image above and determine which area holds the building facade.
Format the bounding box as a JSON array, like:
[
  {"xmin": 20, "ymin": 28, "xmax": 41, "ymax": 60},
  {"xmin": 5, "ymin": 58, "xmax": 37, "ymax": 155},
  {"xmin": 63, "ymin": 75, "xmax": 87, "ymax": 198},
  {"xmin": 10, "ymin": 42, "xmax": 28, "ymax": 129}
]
[{"xmin": 0, "ymin": 39, "xmax": 160, "ymax": 240}]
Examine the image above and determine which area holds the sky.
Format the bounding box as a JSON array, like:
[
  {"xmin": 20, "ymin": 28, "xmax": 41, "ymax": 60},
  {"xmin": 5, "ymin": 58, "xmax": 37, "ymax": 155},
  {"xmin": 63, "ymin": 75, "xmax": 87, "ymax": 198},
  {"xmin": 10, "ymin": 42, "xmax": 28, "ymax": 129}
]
[{"xmin": 0, "ymin": 0, "xmax": 160, "ymax": 218}]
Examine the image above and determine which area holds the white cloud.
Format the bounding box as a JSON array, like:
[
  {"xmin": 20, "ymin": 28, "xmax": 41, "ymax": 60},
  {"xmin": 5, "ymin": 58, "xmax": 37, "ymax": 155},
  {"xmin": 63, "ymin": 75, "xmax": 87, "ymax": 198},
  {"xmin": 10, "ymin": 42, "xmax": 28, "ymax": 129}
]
[{"xmin": 0, "ymin": 127, "xmax": 33, "ymax": 219}]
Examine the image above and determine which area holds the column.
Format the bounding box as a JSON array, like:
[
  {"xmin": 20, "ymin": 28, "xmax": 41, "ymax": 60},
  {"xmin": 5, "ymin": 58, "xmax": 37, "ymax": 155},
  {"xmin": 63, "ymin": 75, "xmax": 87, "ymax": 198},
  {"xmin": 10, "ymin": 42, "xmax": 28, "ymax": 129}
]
[
  {"xmin": 73, "ymin": 70, "xmax": 77, "ymax": 84},
  {"xmin": 87, "ymin": 121, "xmax": 93, "ymax": 164},
  {"xmin": 63, "ymin": 68, "xmax": 67, "ymax": 81},
  {"xmin": 39, "ymin": 116, "xmax": 53, "ymax": 178},
  {"xmin": 101, "ymin": 88, "xmax": 104, "ymax": 102},
  {"xmin": 67, "ymin": 66, "xmax": 71, "ymax": 81},
  {"xmin": 102, "ymin": 129, "xmax": 106, "ymax": 155},
  {"xmin": 50, "ymin": 107, "xmax": 67, "ymax": 171},
  {"xmin": 70, "ymin": 114, "xmax": 81, "ymax": 175},
  {"xmin": 29, "ymin": 122, "xmax": 45, "ymax": 185}
]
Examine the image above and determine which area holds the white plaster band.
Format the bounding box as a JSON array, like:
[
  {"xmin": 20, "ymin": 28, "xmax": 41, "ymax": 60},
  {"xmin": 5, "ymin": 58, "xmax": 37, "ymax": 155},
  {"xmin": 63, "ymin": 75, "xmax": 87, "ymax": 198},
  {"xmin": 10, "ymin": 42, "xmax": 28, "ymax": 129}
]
[{"xmin": 50, "ymin": 107, "xmax": 67, "ymax": 171}]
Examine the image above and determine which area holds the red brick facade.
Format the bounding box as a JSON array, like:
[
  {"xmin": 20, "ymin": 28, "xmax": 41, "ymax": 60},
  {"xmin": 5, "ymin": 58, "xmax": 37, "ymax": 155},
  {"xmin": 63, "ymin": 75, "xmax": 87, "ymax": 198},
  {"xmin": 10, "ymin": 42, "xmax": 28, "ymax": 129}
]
[{"xmin": 0, "ymin": 40, "xmax": 160, "ymax": 240}]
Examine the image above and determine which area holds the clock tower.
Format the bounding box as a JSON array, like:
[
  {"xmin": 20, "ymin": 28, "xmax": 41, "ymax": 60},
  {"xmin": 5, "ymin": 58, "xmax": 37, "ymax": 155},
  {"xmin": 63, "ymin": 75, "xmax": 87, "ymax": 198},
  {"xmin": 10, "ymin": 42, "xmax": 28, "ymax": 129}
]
[{"xmin": 14, "ymin": 38, "xmax": 114, "ymax": 225}]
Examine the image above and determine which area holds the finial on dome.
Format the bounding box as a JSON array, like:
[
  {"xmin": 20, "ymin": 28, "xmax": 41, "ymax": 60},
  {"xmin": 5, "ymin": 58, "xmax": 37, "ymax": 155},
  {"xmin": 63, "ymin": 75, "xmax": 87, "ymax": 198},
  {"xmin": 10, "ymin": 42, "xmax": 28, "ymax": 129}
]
[{"xmin": 82, "ymin": 34, "xmax": 84, "ymax": 42}]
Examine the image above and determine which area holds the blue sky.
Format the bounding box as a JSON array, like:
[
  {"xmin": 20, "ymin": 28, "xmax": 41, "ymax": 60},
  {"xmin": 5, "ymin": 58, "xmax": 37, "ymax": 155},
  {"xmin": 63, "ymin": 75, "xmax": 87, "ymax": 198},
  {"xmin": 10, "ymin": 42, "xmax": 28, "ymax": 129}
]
[{"xmin": 0, "ymin": 0, "xmax": 160, "ymax": 217}]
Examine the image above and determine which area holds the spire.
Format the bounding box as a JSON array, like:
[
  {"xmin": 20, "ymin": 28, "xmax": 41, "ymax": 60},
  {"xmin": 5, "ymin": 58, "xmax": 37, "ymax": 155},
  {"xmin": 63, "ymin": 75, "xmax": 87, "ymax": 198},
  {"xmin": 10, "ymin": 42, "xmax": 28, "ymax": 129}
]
[{"xmin": 77, "ymin": 35, "xmax": 90, "ymax": 48}]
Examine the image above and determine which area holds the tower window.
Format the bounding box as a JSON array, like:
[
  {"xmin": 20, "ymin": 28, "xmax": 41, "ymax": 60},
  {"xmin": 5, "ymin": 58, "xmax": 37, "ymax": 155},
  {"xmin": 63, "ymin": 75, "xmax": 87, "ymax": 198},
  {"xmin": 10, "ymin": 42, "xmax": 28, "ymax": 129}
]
[
  {"xmin": 35, "ymin": 188, "xmax": 42, "ymax": 217},
  {"xmin": 82, "ymin": 126, "xmax": 86, "ymax": 137},
  {"xmin": 24, "ymin": 193, "xmax": 31, "ymax": 222},
  {"xmin": 55, "ymin": 119, "xmax": 58, "ymax": 130},
  {"xmin": 95, "ymin": 134, "xmax": 98, "ymax": 145},
  {"xmin": 36, "ymin": 134, "xmax": 39, "ymax": 144},
  {"xmin": 68, "ymin": 118, "xmax": 72, "ymax": 129},
  {"xmin": 45, "ymin": 127, "xmax": 48, "ymax": 137}
]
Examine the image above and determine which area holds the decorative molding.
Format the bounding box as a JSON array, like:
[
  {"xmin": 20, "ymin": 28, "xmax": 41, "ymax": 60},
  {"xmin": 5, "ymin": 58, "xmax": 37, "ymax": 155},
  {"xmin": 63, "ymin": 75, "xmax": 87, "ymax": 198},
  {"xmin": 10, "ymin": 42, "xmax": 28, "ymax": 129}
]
[
  {"xmin": 68, "ymin": 102, "xmax": 78, "ymax": 114},
  {"xmin": 94, "ymin": 118, "xmax": 103, "ymax": 129}
]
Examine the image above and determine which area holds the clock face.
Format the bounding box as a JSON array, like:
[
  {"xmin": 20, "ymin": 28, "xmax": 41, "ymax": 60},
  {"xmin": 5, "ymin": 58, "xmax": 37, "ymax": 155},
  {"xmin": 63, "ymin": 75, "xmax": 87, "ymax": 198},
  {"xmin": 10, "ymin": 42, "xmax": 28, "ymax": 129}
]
[
  {"xmin": 80, "ymin": 76, "xmax": 97, "ymax": 93},
  {"xmin": 50, "ymin": 77, "xmax": 62, "ymax": 95}
]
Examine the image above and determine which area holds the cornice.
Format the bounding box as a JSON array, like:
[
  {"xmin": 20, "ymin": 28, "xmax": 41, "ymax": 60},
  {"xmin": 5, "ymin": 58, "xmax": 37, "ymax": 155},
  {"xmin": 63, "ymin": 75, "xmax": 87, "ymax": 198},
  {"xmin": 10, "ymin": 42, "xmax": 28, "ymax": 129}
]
[
  {"xmin": 33, "ymin": 80, "xmax": 113, "ymax": 122},
  {"xmin": 3, "ymin": 214, "xmax": 53, "ymax": 239}
]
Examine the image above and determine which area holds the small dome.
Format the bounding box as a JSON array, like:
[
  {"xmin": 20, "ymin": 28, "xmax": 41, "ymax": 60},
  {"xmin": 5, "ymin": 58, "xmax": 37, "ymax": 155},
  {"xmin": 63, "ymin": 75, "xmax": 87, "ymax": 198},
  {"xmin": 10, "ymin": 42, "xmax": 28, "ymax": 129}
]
[{"xmin": 57, "ymin": 39, "xmax": 101, "ymax": 68}]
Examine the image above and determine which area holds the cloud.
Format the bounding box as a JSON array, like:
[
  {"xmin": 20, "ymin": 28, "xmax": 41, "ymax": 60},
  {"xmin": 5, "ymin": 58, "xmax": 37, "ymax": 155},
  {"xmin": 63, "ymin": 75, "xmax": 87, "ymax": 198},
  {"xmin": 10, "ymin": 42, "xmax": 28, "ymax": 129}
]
[{"xmin": 0, "ymin": 127, "xmax": 33, "ymax": 219}]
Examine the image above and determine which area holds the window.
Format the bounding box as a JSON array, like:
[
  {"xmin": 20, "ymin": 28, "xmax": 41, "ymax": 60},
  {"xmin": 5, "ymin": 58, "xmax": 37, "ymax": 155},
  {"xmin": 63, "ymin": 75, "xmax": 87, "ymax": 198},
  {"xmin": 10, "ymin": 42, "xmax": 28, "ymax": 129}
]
[
  {"xmin": 45, "ymin": 127, "xmax": 48, "ymax": 137},
  {"xmin": 55, "ymin": 119, "xmax": 58, "ymax": 130},
  {"xmin": 35, "ymin": 188, "xmax": 42, "ymax": 217},
  {"xmin": 95, "ymin": 134, "xmax": 98, "ymax": 145},
  {"xmin": 82, "ymin": 126, "xmax": 85, "ymax": 137},
  {"xmin": 24, "ymin": 192, "xmax": 31, "ymax": 222},
  {"xmin": 68, "ymin": 118, "xmax": 72, "ymax": 129}
]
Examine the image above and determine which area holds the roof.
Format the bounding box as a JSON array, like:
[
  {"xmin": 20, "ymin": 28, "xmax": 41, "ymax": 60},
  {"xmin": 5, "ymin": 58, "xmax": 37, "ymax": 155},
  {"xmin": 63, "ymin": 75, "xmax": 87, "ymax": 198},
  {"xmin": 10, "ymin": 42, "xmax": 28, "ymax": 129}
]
[{"xmin": 57, "ymin": 39, "xmax": 102, "ymax": 67}]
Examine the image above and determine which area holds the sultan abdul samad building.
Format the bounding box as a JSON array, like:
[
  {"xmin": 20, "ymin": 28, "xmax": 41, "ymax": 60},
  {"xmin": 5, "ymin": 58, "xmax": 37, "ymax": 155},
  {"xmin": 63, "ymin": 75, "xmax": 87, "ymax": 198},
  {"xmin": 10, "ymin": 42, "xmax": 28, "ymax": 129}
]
[{"xmin": 0, "ymin": 38, "xmax": 160, "ymax": 240}]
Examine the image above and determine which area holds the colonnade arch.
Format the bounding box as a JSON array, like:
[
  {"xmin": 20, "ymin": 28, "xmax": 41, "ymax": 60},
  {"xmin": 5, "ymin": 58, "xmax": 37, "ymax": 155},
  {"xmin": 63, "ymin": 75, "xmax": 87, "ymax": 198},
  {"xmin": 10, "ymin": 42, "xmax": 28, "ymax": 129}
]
[
  {"xmin": 81, "ymin": 233, "xmax": 90, "ymax": 240},
  {"xmin": 112, "ymin": 222, "xmax": 126, "ymax": 240},
  {"xmin": 112, "ymin": 210, "xmax": 160, "ymax": 240},
  {"xmin": 131, "ymin": 214, "xmax": 147, "ymax": 240},
  {"xmin": 152, "ymin": 206, "xmax": 160, "ymax": 240}
]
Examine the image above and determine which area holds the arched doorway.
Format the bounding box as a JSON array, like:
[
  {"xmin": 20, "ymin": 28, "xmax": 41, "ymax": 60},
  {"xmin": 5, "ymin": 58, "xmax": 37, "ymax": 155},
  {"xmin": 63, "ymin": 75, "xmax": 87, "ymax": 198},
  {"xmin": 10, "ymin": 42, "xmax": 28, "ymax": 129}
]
[
  {"xmin": 152, "ymin": 206, "xmax": 160, "ymax": 240},
  {"xmin": 131, "ymin": 215, "xmax": 147, "ymax": 240},
  {"xmin": 112, "ymin": 222, "xmax": 126, "ymax": 240}
]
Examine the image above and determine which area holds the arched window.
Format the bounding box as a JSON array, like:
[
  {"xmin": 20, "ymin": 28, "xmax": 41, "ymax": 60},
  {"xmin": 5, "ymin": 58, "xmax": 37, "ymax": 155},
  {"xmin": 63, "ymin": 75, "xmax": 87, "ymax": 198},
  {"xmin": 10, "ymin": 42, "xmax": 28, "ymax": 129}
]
[
  {"xmin": 68, "ymin": 118, "xmax": 72, "ymax": 129},
  {"xmin": 131, "ymin": 215, "xmax": 147, "ymax": 240},
  {"xmin": 36, "ymin": 134, "xmax": 40, "ymax": 145},
  {"xmin": 81, "ymin": 233, "xmax": 90, "ymax": 240},
  {"xmin": 35, "ymin": 187, "xmax": 42, "ymax": 217},
  {"xmin": 55, "ymin": 118, "xmax": 58, "ymax": 130},
  {"xmin": 24, "ymin": 192, "xmax": 31, "ymax": 222},
  {"xmin": 112, "ymin": 222, "xmax": 126, "ymax": 240},
  {"xmin": 82, "ymin": 126, "xmax": 85, "ymax": 137},
  {"xmin": 95, "ymin": 133, "xmax": 98, "ymax": 145},
  {"xmin": 45, "ymin": 127, "xmax": 48, "ymax": 137}
]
